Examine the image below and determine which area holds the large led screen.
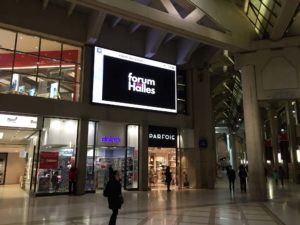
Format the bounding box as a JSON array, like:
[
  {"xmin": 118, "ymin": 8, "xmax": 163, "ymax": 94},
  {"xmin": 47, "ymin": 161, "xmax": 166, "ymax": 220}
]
[{"xmin": 92, "ymin": 47, "xmax": 177, "ymax": 113}]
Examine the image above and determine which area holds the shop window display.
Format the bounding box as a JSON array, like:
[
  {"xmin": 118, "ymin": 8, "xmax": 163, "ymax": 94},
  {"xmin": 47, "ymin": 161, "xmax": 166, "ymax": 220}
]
[
  {"xmin": 148, "ymin": 148, "xmax": 176, "ymax": 189},
  {"xmin": 0, "ymin": 27, "xmax": 82, "ymax": 102},
  {"xmin": 36, "ymin": 118, "xmax": 78, "ymax": 194},
  {"xmin": 85, "ymin": 123, "xmax": 139, "ymax": 191}
]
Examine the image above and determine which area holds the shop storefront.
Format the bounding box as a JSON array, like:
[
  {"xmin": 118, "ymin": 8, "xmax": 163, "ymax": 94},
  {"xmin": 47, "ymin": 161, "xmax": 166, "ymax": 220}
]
[
  {"xmin": 85, "ymin": 121, "xmax": 139, "ymax": 192},
  {"xmin": 148, "ymin": 125, "xmax": 178, "ymax": 190},
  {"xmin": 0, "ymin": 113, "xmax": 40, "ymax": 192},
  {"xmin": 35, "ymin": 117, "xmax": 78, "ymax": 195}
]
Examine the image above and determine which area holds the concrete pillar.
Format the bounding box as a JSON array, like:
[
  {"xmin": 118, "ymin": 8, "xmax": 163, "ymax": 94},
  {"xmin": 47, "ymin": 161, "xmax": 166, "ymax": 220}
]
[
  {"xmin": 285, "ymin": 103, "xmax": 299, "ymax": 183},
  {"xmin": 192, "ymin": 68, "xmax": 216, "ymax": 188},
  {"xmin": 139, "ymin": 122, "xmax": 149, "ymax": 191},
  {"xmin": 268, "ymin": 109, "xmax": 279, "ymax": 168},
  {"xmin": 76, "ymin": 118, "xmax": 89, "ymax": 195},
  {"xmin": 81, "ymin": 45, "xmax": 93, "ymax": 104},
  {"xmin": 241, "ymin": 65, "xmax": 267, "ymax": 201}
]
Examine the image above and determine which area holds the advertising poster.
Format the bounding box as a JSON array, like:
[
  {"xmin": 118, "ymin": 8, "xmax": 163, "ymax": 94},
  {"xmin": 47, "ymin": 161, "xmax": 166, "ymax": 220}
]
[
  {"xmin": 92, "ymin": 47, "xmax": 177, "ymax": 113},
  {"xmin": 11, "ymin": 73, "xmax": 19, "ymax": 91},
  {"xmin": 50, "ymin": 82, "xmax": 58, "ymax": 98},
  {"xmin": 39, "ymin": 151, "xmax": 59, "ymax": 169}
]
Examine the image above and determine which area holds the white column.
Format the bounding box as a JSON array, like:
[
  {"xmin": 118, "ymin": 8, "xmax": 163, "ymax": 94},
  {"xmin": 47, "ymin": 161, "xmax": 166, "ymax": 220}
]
[{"xmin": 241, "ymin": 65, "xmax": 267, "ymax": 201}]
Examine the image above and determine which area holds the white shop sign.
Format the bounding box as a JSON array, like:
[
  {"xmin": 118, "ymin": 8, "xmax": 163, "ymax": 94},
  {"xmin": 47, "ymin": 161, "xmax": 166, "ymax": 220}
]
[{"xmin": 0, "ymin": 114, "xmax": 38, "ymax": 128}]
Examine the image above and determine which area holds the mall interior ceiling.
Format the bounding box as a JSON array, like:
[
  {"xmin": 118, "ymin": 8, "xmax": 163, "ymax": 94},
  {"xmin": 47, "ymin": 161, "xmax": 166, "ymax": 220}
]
[{"xmin": 3, "ymin": 0, "xmax": 300, "ymax": 137}]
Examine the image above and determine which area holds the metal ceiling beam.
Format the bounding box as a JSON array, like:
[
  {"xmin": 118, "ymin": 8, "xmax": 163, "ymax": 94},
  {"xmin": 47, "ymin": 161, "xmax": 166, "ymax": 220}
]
[
  {"xmin": 145, "ymin": 28, "xmax": 167, "ymax": 58},
  {"xmin": 86, "ymin": 10, "xmax": 106, "ymax": 44},
  {"xmin": 111, "ymin": 16, "xmax": 122, "ymax": 28},
  {"xmin": 270, "ymin": 0, "xmax": 300, "ymax": 40},
  {"xmin": 67, "ymin": 2, "xmax": 76, "ymax": 16},
  {"xmin": 160, "ymin": 0, "xmax": 181, "ymax": 18},
  {"xmin": 184, "ymin": 8, "xmax": 205, "ymax": 22},
  {"xmin": 130, "ymin": 23, "xmax": 142, "ymax": 33},
  {"xmin": 164, "ymin": 33, "xmax": 176, "ymax": 43},
  {"xmin": 65, "ymin": 0, "xmax": 252, "ymax": 51},
  {"xmin": 42, "ymin": 0, "xmax": 49, "ymax": 9},
  {"xmin": 176, "ymin": 39, "xmax": 199, "ymax": 65}
]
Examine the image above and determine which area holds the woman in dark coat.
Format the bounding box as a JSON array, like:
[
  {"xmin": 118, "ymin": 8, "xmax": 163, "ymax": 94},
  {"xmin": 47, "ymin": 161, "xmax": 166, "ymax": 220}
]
[
  {"xmin": 165, "ymin": 166, "xmax": 172, "ymax": 192},
  {"xmin": 103, "ymin": 170, "xmax": 123, "ymax": 225}
]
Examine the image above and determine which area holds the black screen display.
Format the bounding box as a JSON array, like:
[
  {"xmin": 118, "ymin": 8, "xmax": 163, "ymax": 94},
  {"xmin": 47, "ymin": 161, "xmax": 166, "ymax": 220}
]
[{"xmin": 92, "ymin": 47, "xmax": 177, "ymax": 113}]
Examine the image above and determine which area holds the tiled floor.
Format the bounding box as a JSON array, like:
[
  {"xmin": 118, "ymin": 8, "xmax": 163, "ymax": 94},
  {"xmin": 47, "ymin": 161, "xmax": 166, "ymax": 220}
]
[{"xmin": 0, "ymin": 178, "xmax": 299, "ymax": 225}]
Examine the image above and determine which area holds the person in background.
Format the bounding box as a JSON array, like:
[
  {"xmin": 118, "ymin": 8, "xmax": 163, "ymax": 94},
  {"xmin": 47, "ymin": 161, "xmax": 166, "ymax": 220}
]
[
  {"xmin": 51, "ymin": 171, "xmax": 60, "ymax": 192},
  {"xmin": 278, "ymin": 166, "xmax": 285, "ymax": 187},
  {"xmin": 273, "ymin": 167, "xmax": 279, "ymax": 185},
  {"xmin": 103, "ymin": 170, "xmax": 123, "ymax": 225},
  {"xmin": 68, "ymin": 165, "xmax": 78, "ymax": 195},
  {"xmin": 226, "ymin": 165, "xmax": 236, "ymax": 192},
  {"xmin": 165, "ymin": 166, "xmax": 172, "ymax": 192},
  {"xmin": 238, "ymin": 165, "xmax": 248, "ymax": 193},
  {"xmin": 183, "ymin": 171, "xmax": 190, "ymax": 188}
]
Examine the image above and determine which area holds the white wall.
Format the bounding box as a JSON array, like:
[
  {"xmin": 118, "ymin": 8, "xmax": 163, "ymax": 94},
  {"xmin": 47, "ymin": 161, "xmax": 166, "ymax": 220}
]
[{"xmin": 5, "ymin": 153, "xmax": 26, "ymax": 184}]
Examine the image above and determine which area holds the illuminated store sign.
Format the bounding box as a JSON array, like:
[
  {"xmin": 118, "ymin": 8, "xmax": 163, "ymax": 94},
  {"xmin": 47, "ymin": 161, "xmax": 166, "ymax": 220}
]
[
  {"xmin": 92, "ymin": 47, "xmax": 177, "ymax": 113},
  {"xmin": 101, "ymin": 136, "xmax": 121, "ymax": 143},
  {"xmin": 148, "ymin": 126, "xmax": 177, "ymax": 148},
  {"xmin": 0, "ymin": 114, "xmax": 38, "ymax": 128}
]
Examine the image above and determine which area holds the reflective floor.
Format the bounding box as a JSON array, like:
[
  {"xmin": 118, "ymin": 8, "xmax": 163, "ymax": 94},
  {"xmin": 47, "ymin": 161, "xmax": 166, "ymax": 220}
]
[{"xmin": 0, "ymin": 177, "xmax": 299, "ymax": 225}]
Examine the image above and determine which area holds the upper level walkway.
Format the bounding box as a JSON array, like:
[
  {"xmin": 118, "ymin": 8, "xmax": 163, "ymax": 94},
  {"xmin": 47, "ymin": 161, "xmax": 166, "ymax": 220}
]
[{"xmin": 0, "ymin": 177, "xmax": 299, "ymax": 225}]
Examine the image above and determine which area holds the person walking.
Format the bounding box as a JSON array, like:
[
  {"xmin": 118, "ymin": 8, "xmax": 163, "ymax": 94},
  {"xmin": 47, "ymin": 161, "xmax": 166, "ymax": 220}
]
[
  {"xmin": 165, "ymin": 166, "xmax": 172, "ymax": 192},
  {"xmin": 226, "ymin": 165, "xmax": 236, "ymax": 192},
  {"xmin": 278, "ymin": 166, "xmax": 285, "ymax": 187},
  {"xmin": 103, "ymin": 170, "xmax": 123, "ymax": 225},
  {"xmin": 68, "ymin": 165, "xmax": 78, "ymax": 195},
  {"xmin": 273, "ymin": 168, "xmax": 279, "ymax": 185},
  {"xmin": 238, "ymin": 165, "xmax": 248, "ymax": 192}
]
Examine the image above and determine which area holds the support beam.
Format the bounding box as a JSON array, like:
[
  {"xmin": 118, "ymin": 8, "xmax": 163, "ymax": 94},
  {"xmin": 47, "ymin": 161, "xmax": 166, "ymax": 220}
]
[
  {"xmin": 86, "ymin": 10, "xmax": 106, "ymax": 44},
  {"xmin": 129, "ymin": 23, "xmax": 141, "ymax": 33},
  {"xmin": 145, "ymin": 28, "xmax": 167, "ymax": 58},
  {"xmin": 164, "ymin": 33, "xmax": 176, "ymax": 43},
  {"xmin": 67, "ymin": 2, "xmax": 76, "ymax": 17},
  {"xmin": 65, "ymin": 0, "xmax": 252, "ymax": 51},
  {"xmin": 160, "ymin": 0, "xmax": 181, "ymax": 17},
  {"xmin": 111, "ymin": 16, "xmax": 122, "ymax": 28},
  {"xmin": 42, "ymin": 0, "xmax": 49, "ymax": 9},
  {"xmin": 270, "ymin": 0, "xmax": 300, "ymax": 40},
  {"xmin": 177, "ymin": 39, "xmax": 199, "ymax": 65},
  {"xmin": 184, "ymin": 8, "xmax": 205, "ymax": 22}
]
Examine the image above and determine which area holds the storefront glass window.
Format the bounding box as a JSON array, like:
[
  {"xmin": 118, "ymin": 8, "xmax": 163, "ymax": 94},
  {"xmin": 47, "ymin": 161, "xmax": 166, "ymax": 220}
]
[
  {"xmin": 62, "ymin": 44, "xmax": 81, "ymax": 64},
  {"xmin": 14, "ymin": 53, "xmax": 38, "ymax": 75},
  {"xmin": 126, "ymin": 125, "xmax": 139, "ymax": 189},
  {"xmin": 40, "ymin": 39, "xmax": 61, "ymax": 59},
  {"xmin": 36, "ymin": 118, "xmax": 78, "ymax": 194},
  {"xmin": 0, "ymin": 49, "xmax": 13, "ymax": 93},
  {"xmin": 86, "ymin": 121, "xmax": 96, "ymax": 192},
  {"xmin": 85, "ymin": 121, "xmax": 139, "ymax": 191},
  {"xmin": 0, "ymin": 28, "xmax": 16, "ymax": 50},
  {"xmin": 0, "ymin": 27, "xmax": 82, "ymax": 101},
  {"xmin": 16, "ymin": 33, "xmax": 40, "ymax": 54}
]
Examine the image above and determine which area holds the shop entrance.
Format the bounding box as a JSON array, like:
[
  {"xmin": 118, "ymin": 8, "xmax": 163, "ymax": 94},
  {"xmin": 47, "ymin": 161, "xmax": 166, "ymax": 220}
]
[
  {"xmin": 148, "ymin": 147, "xmax": 177, "ymax": 190},
  {"xmin": 0, "ymin": 127, "xmax": 39, "ymax": 194},
  {"xmin": 87, "ymin": 146, "xmax": 137, "ymax": 191}
]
